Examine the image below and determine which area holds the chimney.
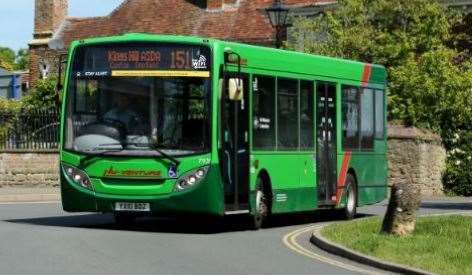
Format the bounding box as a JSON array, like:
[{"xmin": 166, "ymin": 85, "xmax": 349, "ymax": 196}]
[
  {"xmin": 34, "ymin": 0, "xmax": 68, "ymax": 39},
  {"xmin": 207, "ymin": 0, "xmax": 223, "ymax": 9}
]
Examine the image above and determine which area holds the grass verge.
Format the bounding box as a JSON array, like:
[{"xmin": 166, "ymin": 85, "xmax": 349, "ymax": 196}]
[{"xmin": 321, "ymin": 215, "xmax": 472, "ymax": 275}]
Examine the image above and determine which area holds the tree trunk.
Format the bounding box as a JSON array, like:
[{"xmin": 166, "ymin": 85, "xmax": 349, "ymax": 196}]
[{"xmin": 381, "ymin": 174, "xmax": 421, "ymax": 236}]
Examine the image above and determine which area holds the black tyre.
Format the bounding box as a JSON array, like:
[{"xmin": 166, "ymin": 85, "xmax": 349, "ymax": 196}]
[
  {"xmin": 251, "ymin": 177, "xmax": 269, "ymax": 230},
  {"xmin": 113, "ymin": 212, "xmax": 136, "ymax": 226},
  {"xmin": 343, "ymin": 173, "xmax": 357, "ymax": 220}
]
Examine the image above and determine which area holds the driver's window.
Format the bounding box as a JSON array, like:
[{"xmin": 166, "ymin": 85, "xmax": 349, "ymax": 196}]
[
  {"xmin": 75, "ymin": 79, "xmax": 98, "ymax": 114},
  {"xmin": 99, "ymin": 78, "xmax": 150, "ymax": 135}
]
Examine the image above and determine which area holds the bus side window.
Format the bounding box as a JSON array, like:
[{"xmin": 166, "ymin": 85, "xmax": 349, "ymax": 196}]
[
  {"xmin": 342, "ymin": 86, "xmax": 360, "ymax": 150},
  {"xmin": 277, "ymin": 78, "xmax": 299, "ymax": 150},
  {"xmin": 300, "ymin": 81, "xmax": 314, "ymax": 150},
  {"xmin": 252, "ymin": 75, "xmax": 276, "ymax": 150},
  {"xmin": 375, "ymin": 89, "xmax": 385, "ymax": 139},
  {"xmin": 360, "ymin": 88, "xmax": 374, "ymax": 149}
]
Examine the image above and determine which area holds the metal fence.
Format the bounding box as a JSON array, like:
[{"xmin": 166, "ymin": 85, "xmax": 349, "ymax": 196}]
[{"xmin": 0, "ymin": 108, "xmax": 59, "ymax": 151}]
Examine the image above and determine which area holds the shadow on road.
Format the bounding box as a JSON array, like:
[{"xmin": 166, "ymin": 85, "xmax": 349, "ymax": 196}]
[
  {"xmin": 421, "ymin": 201, "xmax": 472, "ymax": 211},
  {"xmin": 5, "ymin": 210, "xmax": 373, "ymax": 234}
]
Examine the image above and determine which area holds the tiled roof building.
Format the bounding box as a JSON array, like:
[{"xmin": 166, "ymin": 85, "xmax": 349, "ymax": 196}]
[{"xmin": 29, "ymin": 0, "xmax": 334, "ymax": 86}]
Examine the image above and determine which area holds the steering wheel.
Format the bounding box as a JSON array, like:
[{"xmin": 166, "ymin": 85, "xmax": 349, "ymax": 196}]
[{"xmin": 102, "ymin": 118, "xmax": 127, "ymax": 132}]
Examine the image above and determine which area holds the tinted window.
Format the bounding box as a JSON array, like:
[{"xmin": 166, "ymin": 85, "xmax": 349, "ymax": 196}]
[
  {"xmin": 360, "ymin": 88, "xmax": 374, "ymax": 149},
  {"xmin": 277, "ymin": 78, "xmax": 299, "ymax": 150},
  {"xmin": 342, "ymin": 86, "xmax": 359, "ymax": 149},
  {"xmin": 253, "ymin": 76, "xmax": 276, "ymax": 150},
  {"xmin": 375, "ymin": 90, "xmax": 385, "ymax": 139},
  {"xmin": 300, "ymin": 81, "xmax": 314, "ymax": 150}
]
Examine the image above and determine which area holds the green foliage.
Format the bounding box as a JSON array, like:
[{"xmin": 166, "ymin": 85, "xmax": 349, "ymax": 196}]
[
  {"xmin": 14, "ymin": 49, "xmax": 30, "ymax": 70},
  {"xmin": 290, "ymin": 0, "xmax": 451, "ymax": 67},
  {"xmin": 388, "ymin": 48, "xmax": 472, "ymax": 130},
  {"xmin": 22, "ymin": 78, "xmax": 59, "ymax": 109},
  {"xmin": 0, "ymin": 97, "xmax": 21, "ymax": 111},
  {"xmin": 289, "ymin": 0, "xmax": 472, "ymax": 195},
  {"xmin": 443, "ymin": 131, "xmax": 472, "ymax": 196},
  {"xmin": 0, "ymin": 47, "xmax": 15, "ymax": 70},
  {"xmin": 0, "ymin": 47, "xmax": 30, "ymax": 71}
]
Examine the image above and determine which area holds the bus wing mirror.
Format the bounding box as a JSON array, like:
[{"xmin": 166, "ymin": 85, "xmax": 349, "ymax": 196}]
[
  {"xmin": 56, "ymin": 54, "xmax": 67, "ymax": 91},
  {"xmin": 228, "ymin": 78, "xmax": 243, "ymax": 101},
  {"xmin": 55, "ymin": 53, "xmax": 68, "ymax": 108}
]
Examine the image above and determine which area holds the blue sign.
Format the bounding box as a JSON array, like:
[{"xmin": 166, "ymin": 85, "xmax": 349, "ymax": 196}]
[{"xmin": 168, "ymin": 165, "xmax": 177, "ymax": 178}]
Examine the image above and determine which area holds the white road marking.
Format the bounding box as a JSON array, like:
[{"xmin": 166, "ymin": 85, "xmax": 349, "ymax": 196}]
[
  {"xmin": 282, "ymin": 211, "xmax": 472, "ymax": 275},
  {"xmin": 282, "ymin": 225, "xmax": 385, "ymax": 275}
]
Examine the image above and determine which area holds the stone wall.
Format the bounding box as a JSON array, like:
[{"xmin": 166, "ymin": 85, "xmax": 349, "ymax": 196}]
[
  {"xmin": 388, "ymin": 125, "xmax": 446, "ymax": 197},
  {"xmin": 0, "ymin": 125, "xmax": 447, "ymax": 194},
  {"xmin": 0, "ymin": 152, "xmax": 59, "ymax": 187}
]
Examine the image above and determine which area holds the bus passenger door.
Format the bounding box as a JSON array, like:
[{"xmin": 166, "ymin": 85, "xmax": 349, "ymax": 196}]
[
  {"xmin": 316, "ymin": 82, "xmax": 337, "ymax": 205},
  {"xmin": 219, "ymin": 73, "xmax": 250, "ymax": 213}
]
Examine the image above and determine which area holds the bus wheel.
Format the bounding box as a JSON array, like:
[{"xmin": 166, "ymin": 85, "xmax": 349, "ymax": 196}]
[
  {"xmin": 113, "ymin": 212, "xmax": 136, "ymax": 226},
  {"xmin": 343, "ymin": 173, "xmax": 357, "ymax": 220},
  {"xmin": 252, "ymin": 178, "xmax": 269, "ymax": 230}
]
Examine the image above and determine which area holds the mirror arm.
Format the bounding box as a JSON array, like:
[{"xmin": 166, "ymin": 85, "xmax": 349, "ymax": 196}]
[
  {"xmin": 224, "ymin": 50, "xmax": 242, "ymax": 89},
  {"xmin": 55, "ymin": 53, "xmax": 67, "ymax": 109}
]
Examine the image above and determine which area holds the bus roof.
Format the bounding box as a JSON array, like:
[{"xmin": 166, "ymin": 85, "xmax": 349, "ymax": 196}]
[{"xmin": 70, "ymin": 33, "xmax": 387, "ymax": 85}]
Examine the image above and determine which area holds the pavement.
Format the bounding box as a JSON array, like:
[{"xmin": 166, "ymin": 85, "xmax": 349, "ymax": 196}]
[
  {"xmin": 0, "ymin": 187, "xmax": 59, "ymax": 203},
  {"xmin": 0, "ymin": 189, "xmax": 470, "ymax": 275}
]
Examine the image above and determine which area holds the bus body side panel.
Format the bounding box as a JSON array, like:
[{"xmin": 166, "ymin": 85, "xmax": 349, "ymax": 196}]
[
  {"xmin": 250, "ymin": 153, "xmax": 316, "ymax": 214},
  {"xmin": 345, "ymin": 151, "xmax": 387, "ymax": 207}
]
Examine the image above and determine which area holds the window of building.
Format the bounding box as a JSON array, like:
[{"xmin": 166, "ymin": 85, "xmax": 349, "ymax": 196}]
[
  {"xmin": 300, "ymin": 81, "xmax": 314, "ymax": 150},
  {"xmin": 277, "ymin": 78, "xmax": 299, "ymax": 150},
  {"xmin": 342, "ymin": 86, "xmax": 359, "ymax": 149},
  {"xmin": 375, "ymin": 90, "xmax": 385, "ymax": 139},
  {"xmin": 252, "ymin": 75, "xmax": 276, "ymax": 150},
  {"xmin": 360, "ymin": 88, "xmax": 374, "ymax": 149}
]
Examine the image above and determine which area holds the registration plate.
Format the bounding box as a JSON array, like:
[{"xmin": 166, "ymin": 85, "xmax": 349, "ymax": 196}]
[{"xmin": 115, "ymin": 202, "xmax": 150, "ymax": 212}]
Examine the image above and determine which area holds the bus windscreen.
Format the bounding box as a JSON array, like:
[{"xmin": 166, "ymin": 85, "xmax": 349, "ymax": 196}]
[{"xmin": 64, "ymin": 43, "xmax": 211, "ymax": 156}]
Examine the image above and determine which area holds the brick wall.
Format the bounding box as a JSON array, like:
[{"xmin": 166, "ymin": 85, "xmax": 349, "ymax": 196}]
[
  {"xmin": 34, "ymin": 0, "xmax": 67, "ymax": 34},
  {"xmin": 0, "ymin": 152, "xmax": 59, "ymax": 187},
  {"xmin": 29, "ymin": 45, "xmax": 63, "ymax": 88},
  {"xmin": 388, "ymin": 125, "xmax": 446, "ymax": 197},
  {"xmin": 30, "ymin": 0, "xmax": 68, "ymax": 86}
]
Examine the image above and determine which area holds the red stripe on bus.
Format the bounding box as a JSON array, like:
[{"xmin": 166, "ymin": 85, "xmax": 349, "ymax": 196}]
[
  {"xmin": 361, "ymin": 64, "xmax": 372, "ymax": 87},
  {"xmin": 336, "ymin": 151, "xmax": 352, "ymax": 201}
]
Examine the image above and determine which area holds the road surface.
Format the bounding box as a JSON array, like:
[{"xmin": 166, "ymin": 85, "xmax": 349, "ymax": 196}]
[{"xmin": 0, "ymin": 198, "xmax": 470, "ymax": 275}]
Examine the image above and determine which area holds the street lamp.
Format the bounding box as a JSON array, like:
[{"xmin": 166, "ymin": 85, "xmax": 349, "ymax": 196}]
[{"xmin": 265, "ymin": 0, "xmax": 289, "ymax": 48}]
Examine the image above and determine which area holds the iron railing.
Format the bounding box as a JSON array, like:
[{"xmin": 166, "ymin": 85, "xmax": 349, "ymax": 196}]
[{"xmin": 0, "ymin": 108, "xmax": 59, "ymax": 151}]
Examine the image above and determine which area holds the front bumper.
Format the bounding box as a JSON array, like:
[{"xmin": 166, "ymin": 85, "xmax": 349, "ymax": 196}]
[{"xmin": 60, "ymin": 170, "xmax": 224, "ymax": 216}]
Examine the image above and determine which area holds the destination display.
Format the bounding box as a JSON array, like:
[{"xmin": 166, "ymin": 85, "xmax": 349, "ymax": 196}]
[{"xmin": 72, "ymin": 43, "xmax": 211, "ymax": 78}]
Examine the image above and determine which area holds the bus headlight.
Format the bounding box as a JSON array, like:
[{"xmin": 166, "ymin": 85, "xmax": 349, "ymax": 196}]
[
  {"xmin": 174, "ymin": 166, "xmax": 209, "ymax": 191},
  {"xmin": 61, "ymin": 163, "xmax": 93, "ymax": 190}
]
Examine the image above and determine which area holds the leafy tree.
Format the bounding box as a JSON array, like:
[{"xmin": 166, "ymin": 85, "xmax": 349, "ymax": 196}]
[
  {"xmin": 21, "ymin": 77, "xmax": 59, "ymax": 109},
  {"xmin": 15, "ymin": 49, "xmax": 30, "ymax": 70},
  {"xmin": 290, "ymin": 0, "xmax": 451, "ymax": 68},
  {"xmin": 0, "ymin": 47, "xmax": 15, "ymax": 71},
  {"xmin": 0, "ymin": 47, "xmax": 30, "ymax": 71}
]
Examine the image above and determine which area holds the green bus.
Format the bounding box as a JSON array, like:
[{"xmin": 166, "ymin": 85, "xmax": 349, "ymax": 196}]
[{"xmin": 59, "ymin": 33, "xmax": 387, "ymax": 228}]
